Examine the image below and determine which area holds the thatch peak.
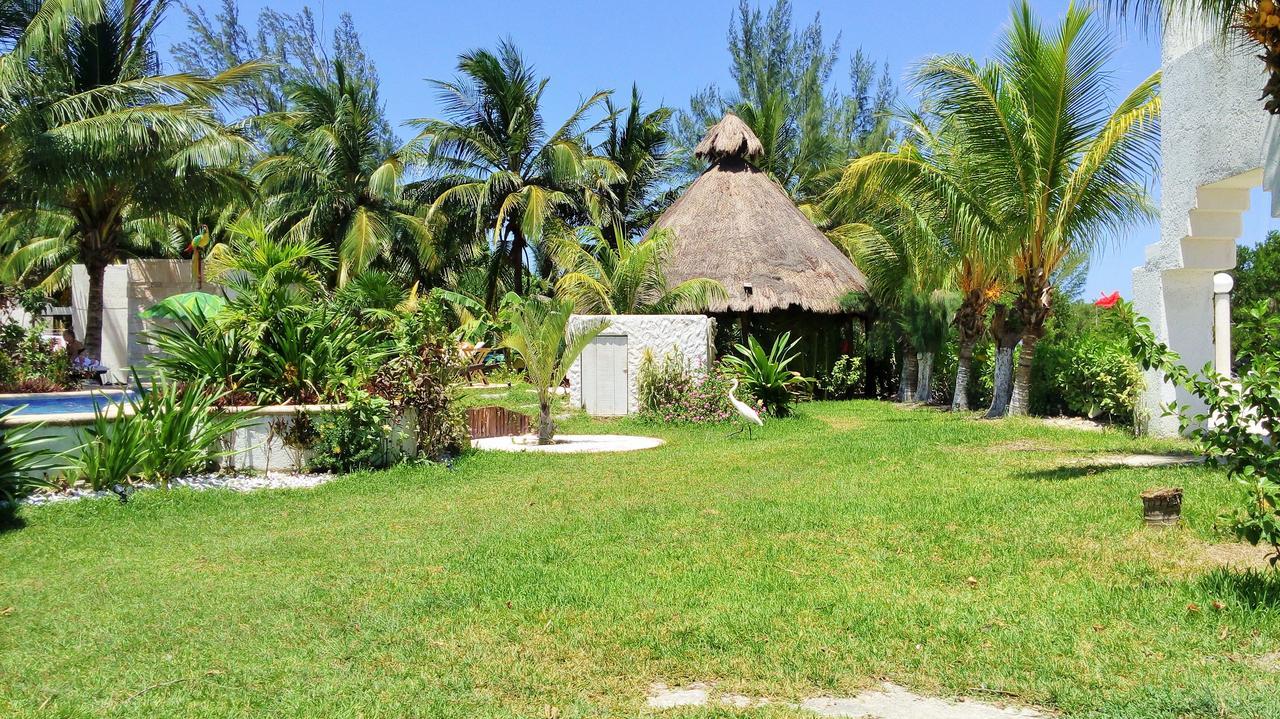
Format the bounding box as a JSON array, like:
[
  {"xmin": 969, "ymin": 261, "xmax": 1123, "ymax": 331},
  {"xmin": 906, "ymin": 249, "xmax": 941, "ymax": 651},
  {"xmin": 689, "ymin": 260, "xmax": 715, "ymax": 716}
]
[{"xmin": 694, "ymin": 113, "xmax": 764, "ymax": 163}]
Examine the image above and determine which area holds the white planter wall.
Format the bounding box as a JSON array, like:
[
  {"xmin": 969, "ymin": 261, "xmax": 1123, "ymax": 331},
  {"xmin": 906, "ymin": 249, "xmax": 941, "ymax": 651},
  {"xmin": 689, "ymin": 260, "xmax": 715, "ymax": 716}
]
[{"xmin": 565, "ymin": 315, "xmax": 714, "ymax": 416}]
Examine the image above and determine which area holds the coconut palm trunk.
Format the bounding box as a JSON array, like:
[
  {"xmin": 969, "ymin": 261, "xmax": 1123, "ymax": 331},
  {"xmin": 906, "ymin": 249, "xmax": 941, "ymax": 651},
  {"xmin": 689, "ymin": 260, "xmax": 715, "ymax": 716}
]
[
  {"xmin": 83, "ymin": 258, "xmax": 107, "ymax": 360},
  {"xmin": 915, "ymin": 352, "xmax": 934, "ymax": 403},
  {"xmin": 952, "ymin": 340, "xmax": 975, "ymax": 411},
  {"xmin": 985, "ymin": 303, "xmax": 1021, "ymax": 417},
  {"xmin": 899, "ymin": 346, "xmax": 918, "ymax": 402},
  {"xmin": 510, "ymin": 224, "xmax": 526, "ymax": 297},
  {"xmin": 1007, "ymin": 277, "xmax": 1052, "ymax": 417}
]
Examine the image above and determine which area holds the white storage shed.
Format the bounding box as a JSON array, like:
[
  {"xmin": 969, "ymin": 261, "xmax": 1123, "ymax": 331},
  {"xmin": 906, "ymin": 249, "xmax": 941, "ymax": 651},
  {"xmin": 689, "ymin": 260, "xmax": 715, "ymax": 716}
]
[{"xmin": 566, "ymin": 315, "xmax": 715, "ymax": 417}]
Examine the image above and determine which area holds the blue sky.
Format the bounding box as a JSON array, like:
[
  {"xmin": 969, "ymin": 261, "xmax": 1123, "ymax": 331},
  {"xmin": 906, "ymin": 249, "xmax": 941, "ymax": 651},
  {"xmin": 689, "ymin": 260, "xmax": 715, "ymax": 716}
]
[{"xmin": 154, "ymin": 0, "xmax": 1278, "ymax": 300}]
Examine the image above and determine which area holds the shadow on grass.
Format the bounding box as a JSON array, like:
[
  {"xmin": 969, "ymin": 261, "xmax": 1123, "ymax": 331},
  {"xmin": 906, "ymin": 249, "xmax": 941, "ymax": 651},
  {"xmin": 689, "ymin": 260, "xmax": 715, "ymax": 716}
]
[
  {"xmin": 0, "ymin": 505, "xmax": 26, "ymax": 533},
  {"xmin": 1200, "ymin": 566, "xmax": 1280, "ymax": 610},
  {"xmin": 1019, "ymin": 464, "xmax": 1132, "ymax": 481}
]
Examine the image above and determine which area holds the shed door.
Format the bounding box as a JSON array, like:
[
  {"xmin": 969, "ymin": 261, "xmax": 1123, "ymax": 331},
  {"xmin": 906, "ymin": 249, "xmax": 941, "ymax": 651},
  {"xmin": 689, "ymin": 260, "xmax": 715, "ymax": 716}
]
[{"xmin": 581, "ymin": 335, "xmax": 629, "ymax": 416}]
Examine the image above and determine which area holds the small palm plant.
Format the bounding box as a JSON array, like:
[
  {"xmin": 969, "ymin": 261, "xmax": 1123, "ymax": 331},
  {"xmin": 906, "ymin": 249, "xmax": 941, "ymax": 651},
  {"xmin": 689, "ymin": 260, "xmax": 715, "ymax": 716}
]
[
  {"xmin": 551, "ymin": 227, "xmax": 725, "ymax": 314},
  {"xmin": 501, "ymin": 297, "xmax": 609, "ymax": 444},
  {"xmin": 721, "ymin": 332, "xmax": 810, "ymax": 418}
]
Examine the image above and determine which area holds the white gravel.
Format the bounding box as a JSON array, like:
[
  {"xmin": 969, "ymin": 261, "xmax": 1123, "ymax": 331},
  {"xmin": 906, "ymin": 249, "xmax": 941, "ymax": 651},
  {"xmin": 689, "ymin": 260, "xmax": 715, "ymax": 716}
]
[{"xmin": 19, "ymin": 471, "xmax": 337, "ymax": 507}]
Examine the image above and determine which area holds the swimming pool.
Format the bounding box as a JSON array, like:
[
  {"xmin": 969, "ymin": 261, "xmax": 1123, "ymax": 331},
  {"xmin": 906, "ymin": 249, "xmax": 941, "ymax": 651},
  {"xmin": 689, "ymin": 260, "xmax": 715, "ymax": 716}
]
[{"xmin": 0, "ymin": 390, "xmax": 136, "ymax": 417}]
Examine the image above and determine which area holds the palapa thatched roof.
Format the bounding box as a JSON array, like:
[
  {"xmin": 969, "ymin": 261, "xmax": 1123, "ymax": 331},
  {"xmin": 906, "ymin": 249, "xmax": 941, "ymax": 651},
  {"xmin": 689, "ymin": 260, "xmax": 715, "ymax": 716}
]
[{"xmin": 653, "ymin": 113, "xmax": 867, "ymax": 314}]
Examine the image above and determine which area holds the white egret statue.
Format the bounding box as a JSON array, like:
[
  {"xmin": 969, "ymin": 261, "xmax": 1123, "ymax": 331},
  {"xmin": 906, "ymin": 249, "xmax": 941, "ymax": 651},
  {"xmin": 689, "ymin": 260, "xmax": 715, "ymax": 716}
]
[{"xmin": 728, "ymin": 378, "xmax": 764, "ymax": 438}]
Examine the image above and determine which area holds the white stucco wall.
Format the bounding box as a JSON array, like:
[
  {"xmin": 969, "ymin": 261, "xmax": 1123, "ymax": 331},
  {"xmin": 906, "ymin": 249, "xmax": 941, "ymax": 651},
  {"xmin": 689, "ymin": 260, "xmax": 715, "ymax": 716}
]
[
  {"xmin": 70, "ymin": 259, "xmax": 213, "ymax": 383},
  {"xmin": 1133, "ymin": 18, "xmax": 1276, "ymax": 435},
  {"xmin": 565, "ymin": 314, "xmax": 715, "ymax": 415}
]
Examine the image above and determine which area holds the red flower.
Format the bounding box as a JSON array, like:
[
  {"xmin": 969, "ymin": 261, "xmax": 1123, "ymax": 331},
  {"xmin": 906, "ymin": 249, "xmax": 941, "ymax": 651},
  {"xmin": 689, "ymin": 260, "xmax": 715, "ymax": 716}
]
[{"xmin": 1095, "ymin": 291, "xmax": 1121, "ymax": 309}]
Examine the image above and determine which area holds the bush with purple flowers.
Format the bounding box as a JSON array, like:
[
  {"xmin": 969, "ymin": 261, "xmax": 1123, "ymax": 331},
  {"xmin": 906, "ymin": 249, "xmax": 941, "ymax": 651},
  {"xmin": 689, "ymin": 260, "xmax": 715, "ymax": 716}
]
[{"xmin": 636, "ymin": 348, "xmax": 737, "ymax": 424}]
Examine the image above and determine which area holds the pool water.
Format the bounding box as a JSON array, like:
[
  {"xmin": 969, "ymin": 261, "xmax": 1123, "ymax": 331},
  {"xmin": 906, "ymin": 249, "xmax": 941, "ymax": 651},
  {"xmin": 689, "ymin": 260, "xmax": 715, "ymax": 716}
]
[{"xmin": 0, "ymin": 391, "xmax": 136, "ymax": 416}]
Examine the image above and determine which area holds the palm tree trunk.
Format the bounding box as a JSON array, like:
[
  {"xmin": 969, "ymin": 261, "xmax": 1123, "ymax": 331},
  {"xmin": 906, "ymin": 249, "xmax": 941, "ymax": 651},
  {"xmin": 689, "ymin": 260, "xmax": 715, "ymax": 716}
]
[
  {"xmin": 83, "ymin": 259, "xmax": 107, "ymax": 360},
  {"xmin": 537, "ymin": 394, "xmax": 554, "ymax": 444},
  {"xmin": 952, "ymin": 340, "xmax": 975, "ymax": 411},
  {"xmin": 914, "ymin": 352, "xmax": 934, "ymax": 403},
  {"xmin": 1008, "ymin": 331, "xmax": 1041, "ymax": 417},
  {"xmin": 899, "ymin": 347, "xmax": 918, "ymax": 402},
  {"xmin": 511, "ymin": 225, "xmax": 526, "ymax": 296},
  {"xmin": 987, "ymin": 343, "xmax": 1015, "ymax": 418}
]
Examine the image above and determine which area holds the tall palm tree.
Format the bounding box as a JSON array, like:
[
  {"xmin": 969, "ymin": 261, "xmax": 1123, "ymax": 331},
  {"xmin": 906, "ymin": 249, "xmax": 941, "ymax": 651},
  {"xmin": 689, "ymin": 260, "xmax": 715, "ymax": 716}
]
[
  {"xmin": 595, "ymin": 85, "xmax": 674, "ymax": 244},
  {"xmin": 551, "ymin": 226, "xmax": 725, "ymax": 314},
  {"xmin": 830, "ymin": 113, "xmax": 1013, "ymax": 412},
  {"xmin": 0, "ymin": 0, "xmax": 262, "ymax": 358},
  {"xmin": 916, "ymin": 1, "xmax": 1160, "ymax": 415},
  {"xmin": 409, "ymin": 40, "xmax": 621, "ymax": 306},
  {"xmin": 255, "ymin": 61, "xmax": 429, "ymax": 286}
]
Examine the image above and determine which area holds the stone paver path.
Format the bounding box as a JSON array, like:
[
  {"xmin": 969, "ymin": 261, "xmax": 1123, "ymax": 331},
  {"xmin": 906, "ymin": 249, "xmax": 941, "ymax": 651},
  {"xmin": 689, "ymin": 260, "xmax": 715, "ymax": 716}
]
[{"xmin": 646, "ymin": 682, "xmax": 1046, "ymax": 718}]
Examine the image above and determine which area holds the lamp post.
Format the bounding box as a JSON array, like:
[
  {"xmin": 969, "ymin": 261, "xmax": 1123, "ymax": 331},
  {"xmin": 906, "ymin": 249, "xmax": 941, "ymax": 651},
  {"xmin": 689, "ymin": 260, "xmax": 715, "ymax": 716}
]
[{"xmin": 1212, "ymin": 272, "xmax": 1235, "ymax": 376}]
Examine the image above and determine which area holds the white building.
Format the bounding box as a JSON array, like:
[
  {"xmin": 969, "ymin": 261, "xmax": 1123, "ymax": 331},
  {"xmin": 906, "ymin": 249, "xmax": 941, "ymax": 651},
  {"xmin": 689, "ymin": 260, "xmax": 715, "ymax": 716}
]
[
  {"xmin": 566, "ymin": 315, "xmax": 715, "ymax": 416},
  {"xmin": 1133, "ymin": 18, "xmax": 1280, "ymax": 435}
]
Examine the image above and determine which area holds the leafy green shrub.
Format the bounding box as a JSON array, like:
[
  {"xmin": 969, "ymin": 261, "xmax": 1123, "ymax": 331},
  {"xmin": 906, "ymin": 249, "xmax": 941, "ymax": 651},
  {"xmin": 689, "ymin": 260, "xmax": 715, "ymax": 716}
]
[
  {"xmin": 309, "ymin": 391, "xmax": 394, "ymax": 473},
  {"xmin": 636, "ymin": 348, "xmax": 734, "ymax": 424},
  {"xmin": 721, "ymin": 332, "xmax": 811, "ymax": 417},
  {"xmin": 1029, "ymin": 299, "xmax": 1144, "ymax": 427},
  {"xmin": 73, "ymin": 378, "xmax": 253, "ymax": 491},
  {"xmin": 1131, "ymin": 301, "xmax": 1280, "ymax": 564},
  {"xmin": 816, "ymin": 355, "xmax": 864, "ymax": 400},
  {"xmin": 0, "ymin": 287, "xmax": 76, "ymax": 392},
  {"xmin": 369, "ymin": 299, "xmax": 468, "ymax": 459},
  {"xmin": 0, "ymin": 408, "xmax": 59, "ymax": 522}
]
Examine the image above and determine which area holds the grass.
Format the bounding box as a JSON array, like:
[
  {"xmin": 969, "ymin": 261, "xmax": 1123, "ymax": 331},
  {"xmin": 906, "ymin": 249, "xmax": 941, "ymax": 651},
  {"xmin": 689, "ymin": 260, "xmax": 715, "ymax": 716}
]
[{"xmin": 2, "ymin": 401, "xmax": 1279, "ymax": 718}]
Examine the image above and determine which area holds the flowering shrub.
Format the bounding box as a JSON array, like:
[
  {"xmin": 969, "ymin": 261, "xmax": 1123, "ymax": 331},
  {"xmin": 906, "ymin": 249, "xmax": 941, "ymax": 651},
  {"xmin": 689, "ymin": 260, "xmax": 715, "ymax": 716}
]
[
  {"xmin": 0, "ymin": 287, "xmax": 76, "ymax": 392},
  {"xmin": 817, "ymin": 355, "xmax": 864, "ymax": 400},
  {"xmin": 1130, "ymin": 300, "xmax": 1280, "ymax": 565},
  {"xmin": 636, "ymin": 349, "xmax": 736, "ymax": 424}
]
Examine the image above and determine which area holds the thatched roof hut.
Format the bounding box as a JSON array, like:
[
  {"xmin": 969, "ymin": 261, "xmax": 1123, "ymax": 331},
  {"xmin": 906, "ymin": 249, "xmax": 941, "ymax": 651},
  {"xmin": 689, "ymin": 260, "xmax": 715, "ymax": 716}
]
[{"xmin": 654, "ymin": 113, "xmax": 866, "ymax": 314}]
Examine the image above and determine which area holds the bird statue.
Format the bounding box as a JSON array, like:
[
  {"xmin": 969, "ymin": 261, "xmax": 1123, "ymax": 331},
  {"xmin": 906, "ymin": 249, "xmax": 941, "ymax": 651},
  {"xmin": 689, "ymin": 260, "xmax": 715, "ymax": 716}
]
[{"xmin": 728, "ymin": 378, "xmax": 764, "ymax": 438}]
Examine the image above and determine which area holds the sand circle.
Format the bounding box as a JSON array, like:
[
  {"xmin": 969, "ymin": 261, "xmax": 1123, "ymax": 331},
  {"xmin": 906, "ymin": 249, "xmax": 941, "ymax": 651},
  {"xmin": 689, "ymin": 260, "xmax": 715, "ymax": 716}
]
[{"xmin": 472, "ymin": 434, "xmax": 664, "ymax": 454}]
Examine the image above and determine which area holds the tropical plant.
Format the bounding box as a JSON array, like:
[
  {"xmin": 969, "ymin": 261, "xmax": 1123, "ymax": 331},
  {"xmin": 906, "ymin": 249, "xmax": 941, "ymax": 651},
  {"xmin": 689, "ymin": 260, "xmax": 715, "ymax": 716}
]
[
  {"xmin": 368, "ymin": 296, "xmax": 468, "ymax": 459},
  {"xmin": 829, "ymin": 113, "xmax": 1011, "ymax": 411},
  {"xmin": 0, "ymin": 0, "xmax": 263, "ymax": 358},
  {"xmin": 0, "ymin": 407, "xmax": 59, "ymax": 516},
  {"xmin": 254, "ymin": 62, "xmax": 430, "ymax": 285},
  {"xmin": 1101, "ymin": 1, "xmax": 1280, "ymax": 112},
  {"xmin": 131, "ymin": 377, "xmax": 255, "ymax": 484},
  {"xmin": 409, "ymin": 40, "xmax": 620, "ymax": 304},
  {"xmin": 73, "ymin": 376, "xmax": 253, "ymax": 491},
  {"xmin": 1130, "ymin": 301, "xmax": 1280, "ymax": 564},
  {"xmin": 914, "ymin": 1, "xmax": 1160, "ymax": 415},
  {"xmin": 818, "ymin": 355, "xmax": 865, "ymax": 401},
  {"xmin": 501, "ymin": 296, "xmax": 608, "ymax": 443},
  {"xmin": 251, "ymin": 306, "xmax": 388, "ymax": 404},
  {"xmin": 595, "ymin": 85, "xmax": 676, "ymax": 242},
  {"xmin": 551, "ymin": 227, "xmax": 725, "ymax": 314},
  {"xmin": 143, "ymin": 292, "xmax": 251, "ymax": 401},
  {"xmin": 308, "ymin": 389, "xmax": 394, "ymax": 473},
  {"xmin": 721, "ymin": 332, "xmax": 810, "ymax": 417}
]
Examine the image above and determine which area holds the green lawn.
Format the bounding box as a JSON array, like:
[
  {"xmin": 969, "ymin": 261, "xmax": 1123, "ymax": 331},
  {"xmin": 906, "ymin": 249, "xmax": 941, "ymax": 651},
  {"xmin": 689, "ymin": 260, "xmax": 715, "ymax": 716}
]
[{"xmin": 3, "ymin": 401, "xmax": 1278, "ymax": 718}]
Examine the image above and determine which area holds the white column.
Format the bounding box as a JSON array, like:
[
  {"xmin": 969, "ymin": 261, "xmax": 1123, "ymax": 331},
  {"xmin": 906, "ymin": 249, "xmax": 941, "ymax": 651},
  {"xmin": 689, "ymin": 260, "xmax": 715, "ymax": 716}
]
[{"xmin": 1212, "ymin": 272, "xmax": 1234, "ymax": 376}]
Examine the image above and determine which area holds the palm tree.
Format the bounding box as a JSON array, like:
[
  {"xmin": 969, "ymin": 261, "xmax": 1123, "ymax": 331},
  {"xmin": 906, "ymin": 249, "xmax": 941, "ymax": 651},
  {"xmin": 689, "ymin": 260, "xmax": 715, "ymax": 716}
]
[
  {"xmin": 1098, "ymin": 1, "xmax": 1280, "ymax": 109},
  {"xmin": 255, "ymin": 61, "xmax": 429, "ymax": 286},
  {"xmin": 595, "ymin": 85, "xmax": 675, "ymax": 244},
  {"xmin": 409, "ymin": 40, "xmax": 620, "ymax": 306},
  {"xmin": 0, "ymin": 0, "xmax": 262, "ymax": 358},
  {"xmin": 830, "ymin": 114, "xmax": 1013, "ymax": 412},
  {"xmin": 916, "ymin": 1, "xmax": 1160, "ymax": 415},
  {"xmin": 551, "ymin": 226, "xmax": 725, "ymax": 314},
  {"xmin": 501, "ymin": 296, "xmax": 608, "ymax": 444}
]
